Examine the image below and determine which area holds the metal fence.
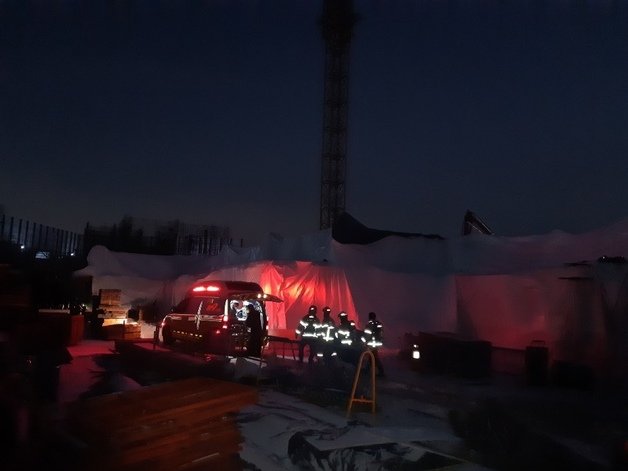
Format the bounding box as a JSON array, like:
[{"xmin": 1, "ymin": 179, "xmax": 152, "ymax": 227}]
[
  {"xmin": 0, "ymin": 214, "xmax": 83, "ymax": 258},
  {"xmin": 0, "ymin": 214, "xmax": 244, "ymax": 258}
]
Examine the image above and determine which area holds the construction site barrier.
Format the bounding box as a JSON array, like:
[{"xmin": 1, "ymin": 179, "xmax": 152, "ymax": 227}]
[{"xmin": 346, "ymin": 349, "xmax": 377, "ymax": 417}]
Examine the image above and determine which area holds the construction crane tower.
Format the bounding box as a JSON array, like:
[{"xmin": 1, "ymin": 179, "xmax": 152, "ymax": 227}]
[{"xmin": 319, "ymin": 0, "xmax": 357, "ymax": 230}]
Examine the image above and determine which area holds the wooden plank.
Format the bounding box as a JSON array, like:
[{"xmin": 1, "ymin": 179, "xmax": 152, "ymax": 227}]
[
  {"xmin": 99, "ymin": 289, "xmax": 122, "ymax": 305},
  {"xmin": 68, "ymin": 382, "xmax": 255, "ymax": 433},
  {"xmin": 117, "ymin": 424, "xmax": 241, "ymax": 467},
  {"xmin": 68, "ymin": 378, "xmax": 227, "ymax": 422},
  {"xmin": 71, "ymin": 377, "xmax": 228, "ymax": 410},
  {"xmin": 69, "ymin": 382, "xmax": 255, "ymax": 435},
  {"xmin": 79, "ymin": 420, "xmax": 242, "ymax": 471},
  {"xmin": 67, "ymin": 377, "xmax": 257, "ymax": 471},
  {"xmin": 109, "ymin": 405, "xmax": 246, "ymax": 445},
  {"xmin": 125, "ymin": 448, "xmax": 242, "ymax": 471},
  {"xmin": 71, "ymin": 380, "xmax": 254, "ymax": 424}
]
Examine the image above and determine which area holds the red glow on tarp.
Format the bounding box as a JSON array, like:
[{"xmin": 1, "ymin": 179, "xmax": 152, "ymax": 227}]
[
  {"xmin": 455, "ymin": 275, "xmax": 548, "ymax": 350},
  {"xmin": 258, "ymin": 261, "xmax": 360, "ymax": 335},
  {"xmin": 194, "ymin": 261, "xmax": 359, "ymax": 338}
]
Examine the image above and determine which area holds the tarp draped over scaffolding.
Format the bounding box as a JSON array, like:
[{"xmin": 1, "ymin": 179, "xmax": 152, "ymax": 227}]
[
  {"xmin": 76, "ymin": 216, "xmax": 628, "ymax": 378},
  {"xmin": 199, "ymin": 261, "xmax": 359, "ymax": 333}
]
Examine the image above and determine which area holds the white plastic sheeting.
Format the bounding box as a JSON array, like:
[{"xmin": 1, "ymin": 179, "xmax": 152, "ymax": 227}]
[{"xmin": 76, "ymin": 219, "xmax": 628, "ymax": 376}]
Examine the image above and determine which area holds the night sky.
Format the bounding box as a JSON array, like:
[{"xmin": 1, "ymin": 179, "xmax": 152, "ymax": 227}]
[{"xmin": 1, "ymin": 0, "xmax": 627, "ymax": 246}]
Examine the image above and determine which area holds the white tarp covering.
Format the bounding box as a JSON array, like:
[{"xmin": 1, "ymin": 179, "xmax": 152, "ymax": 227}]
[{"xmin": 75, "ymin": 218, "xmax": 628, "ymax": 378}]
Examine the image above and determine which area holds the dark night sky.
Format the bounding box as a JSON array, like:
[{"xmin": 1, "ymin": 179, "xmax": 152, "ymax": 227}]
[{"xmin": 1, "ymin": 0, "xmax": 627, "ymax": 246}]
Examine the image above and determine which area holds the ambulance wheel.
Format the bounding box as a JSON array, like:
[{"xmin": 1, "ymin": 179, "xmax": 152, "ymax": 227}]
[{"xmin": 162, "ymin": 325, "xmax": 174, "ymax": 346}]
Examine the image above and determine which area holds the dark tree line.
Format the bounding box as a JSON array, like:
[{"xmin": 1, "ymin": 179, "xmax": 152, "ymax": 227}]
[{"xmin": 83, "ymin": 216, "xmax": 233, "ymax": 256}]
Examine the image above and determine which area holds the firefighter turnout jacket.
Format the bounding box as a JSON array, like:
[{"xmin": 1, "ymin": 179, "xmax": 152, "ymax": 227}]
[
  {"xmin": 362, "ymin": 318, "xmax": 384, "ymax": 348},
  {"xmin": 336, "ymin": 316, "xmax": 357, "ymax": 346},
  {"xmin": 317, "ymin": 316, "xmax": 336, "ymax": 343},
  {"xmin": 296, "ymin": 314, "xmax": 319, "ymax": 339}
]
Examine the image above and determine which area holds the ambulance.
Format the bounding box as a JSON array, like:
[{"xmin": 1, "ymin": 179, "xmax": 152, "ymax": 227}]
[{"xmin": 160, "ymin": 280, "xmax": 281, "ymax": 356}]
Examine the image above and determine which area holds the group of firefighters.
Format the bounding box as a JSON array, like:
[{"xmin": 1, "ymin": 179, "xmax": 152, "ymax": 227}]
[{"xmin": 294, "ymin": 305, "xmax": 385, "ymax": 376}]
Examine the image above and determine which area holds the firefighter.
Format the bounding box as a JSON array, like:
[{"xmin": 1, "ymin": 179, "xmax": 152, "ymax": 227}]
[
  {"xmin": 295, "ymin": 305, "xmax": 320, "ymax": 364},
  {"xmin": 245, "ymin": 302, "xmax": 265, "ymax": 357},
  {"xmin": 362, "ymin": 311, "xmax": 385, "ymax": 377},
  {"xmin": 316, "ymin": 306, "xmax": 337, "ymax": 364},
  {"xmin": 335, "ymin": 310, "xmax": 360, "ymax": 364},
  {"xmin": 335, "ymin": 311, "xmax": 356, "ymax": 347}
]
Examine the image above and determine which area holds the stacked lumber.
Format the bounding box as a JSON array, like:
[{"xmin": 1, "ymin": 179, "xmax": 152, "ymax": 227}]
[
  {"xmin": 98, "ymin": 288, "xmax": 127, "ymax": 319},
  {"xmin": 99, "ymin": 288, "xmax": 121, "ymax": 306},
  {"xmin": 66, "ymin": 377, "xmax": 257, "ymax": 471},
  {"xmin": 102, "ymin": 322, "xmax": 141, "ymax": 340}
]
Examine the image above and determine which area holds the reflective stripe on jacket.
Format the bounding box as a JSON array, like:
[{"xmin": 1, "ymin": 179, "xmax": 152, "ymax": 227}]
[
  {"xmin": 336, "ymin": 320, "xmax": 356, "ymax": 345},
  {"xmin": 361, "ymin": 320, "xmax": 383, "ymax": 348},
  {"xmin": 296, "ymin": 316, "xmax": 320, "ymax": 338},
  {"xmin": 317, "ymin": 320, "xmax": 336, "ymax": 342}
]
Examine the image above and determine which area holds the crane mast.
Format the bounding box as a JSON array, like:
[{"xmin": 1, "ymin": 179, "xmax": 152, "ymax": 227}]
[{"xmin": 319, "ymin": 0, "xmax": 357, "ymax": 230}]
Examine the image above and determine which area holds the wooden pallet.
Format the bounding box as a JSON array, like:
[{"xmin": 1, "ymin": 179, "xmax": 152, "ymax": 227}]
[
  {"xmin": 66, "ymin": 377, "xmax": 257, "ymax": 471},
  {"xmin": 103, "ymin": 323, "xmax": 141, "ymax": 340},
  {"xmin": 99, "ymin": 307, "xmax": 128, "ymax": 318},
  {"xmin": 99, "ymin": 288, "xmax": 122, "ymax": 306}
]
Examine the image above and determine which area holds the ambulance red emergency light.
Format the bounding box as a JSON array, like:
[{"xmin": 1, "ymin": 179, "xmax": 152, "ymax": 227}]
[{"xmin": 160, "ymin": 280, "xmax": 282, "ymax": 356}]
